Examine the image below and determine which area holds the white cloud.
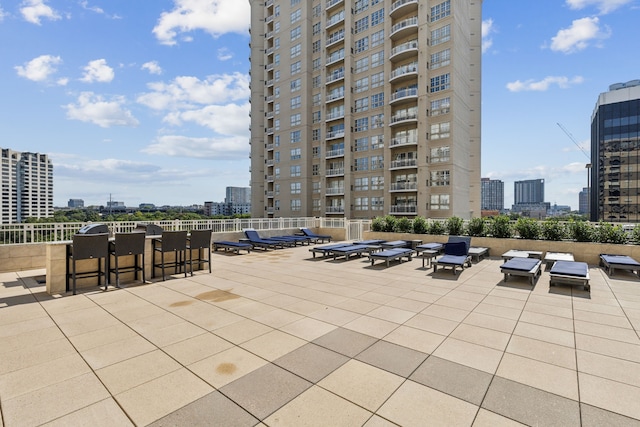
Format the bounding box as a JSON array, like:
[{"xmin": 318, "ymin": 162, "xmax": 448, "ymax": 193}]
[
  {"xmin": 142, "ymin": 134, "xmax": 247, "ymax": 159},
  {"xmin": 0, "ymin": 5, "xmax": 7, "ymax": 21},
  {"xmin": 80, "ymin": 59, "xmax": 115, "ymax": 83},
  {"xmin": 217, "ymin": 47, "xmax": 233, "ymax": 61},
  {"xmin": 64, "ymin": 92, "xmax": 139, "ymax": 128},
  {"xmin": 506, "ymin": 76, "xmax": 585, "ymax": 92},
  {"xmin": 79, "ymin": 0, "xmax": 103, "ymax": 14},
  {"xmin": 152, "ymin": 0, "xmax": 250, "ymax": 46},
  {"xmin": 137, "ymin": 72, "xmax": 250, "ymax": 110},
  {"xmin": 20, "ymin": 0, "xmax": 61, "ymax": 25},
  {"xmin": 15, "ymin": 54, "xmax": 62, "ymax": 82},
  {"xmin": 141, "ymin": 61, "xmax": 163, "ymax": 75},
  {"xmin": 565, "ymin": 0, "xmax": 632, "ymax": 14},
  {"xmin": 550, "ymin": 17, "xmax": 610, "ymax": 53},
  {"xmin": 163, "ymin": 102, "xmax": 250, "ymax": 135},
  {"xmin": 482, "ymin": 18, "xmax": 495, "ymax": 53}
]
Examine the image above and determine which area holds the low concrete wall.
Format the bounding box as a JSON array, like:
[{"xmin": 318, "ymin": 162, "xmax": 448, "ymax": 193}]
[
  {"xmin": 0, "ymin": 243, "xmax": 46, "ymax": 273},
  {"xmin": 363, "ymin": 231, "xmax": 640, "ymax": 266}
]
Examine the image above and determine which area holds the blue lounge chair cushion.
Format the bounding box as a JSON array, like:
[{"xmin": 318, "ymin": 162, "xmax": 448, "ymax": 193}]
[
  {"xmin": 332, "ymin": 245, "xmax": 370, "ymax": 254},
  {"xmin": 436, "ymin": 255, "xmax": 468, "ymax": 266},
  {"xmin": 600, "ymin": 255, "xmax": 640, "ymax": 266},
  {"xmin": 550, "ymin": 261, "xmax": 588, "ymax": 277},
  {"xmin": 444, "ymin": 242, "xmax": 467, "ymax": 257},
  {"xmin": 417, "ymin": 243, "xmax": 443, "ymax": 250},
  {"xmin": 501, "ymin": 257, "xmax": 540, "ymax": 271},
  {"xmin": 375, "ymin": 248, "xmax": 412, "ymax": 257}
]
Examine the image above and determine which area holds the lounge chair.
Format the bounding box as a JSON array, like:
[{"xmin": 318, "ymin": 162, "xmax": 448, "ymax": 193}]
[
  {"xmin": 599, "ymin": 254, "xmax": 640, "ymax": 278},
  {"xmin": 381, "ymin": 240, "xmax": 409, "ymax": 249},
  {"xmin": 415, "ymin": 242, "xmax": 444, "ymax": 253},
  {"xmin": 353, "ymin": 239, "xmax": 387, "ymax": 246},
  {"xmin": 213, "ymin": 241, "xmax": 252, "ymax": 254},
  {"xmin": 330, "ymin": 244, "xmax": 374, "ymax": 261},
  {"xmin": 500, "ymin": 257, "xmax": 542, "ymax": 286},
  {"xmin": 550, "ymin": 261, "xmax": 590, "ymax": 291},
  {"xmin": 369, "ymin": 248, "xmax": 414, "ymax": 267},
  {"xmin": 300, "ymin": 228, "xmax": 332, "ymax": 243},
  {"xmin": 433, "ymin": 236, "xmax": 472, "ymax": 275},
  {"xmin": 243, "ymin": 229, "xmax": 288, "ymax": 249},
  {"xmin": 309, "ymin": 243, "xmax": 353, "ymax": 258}
]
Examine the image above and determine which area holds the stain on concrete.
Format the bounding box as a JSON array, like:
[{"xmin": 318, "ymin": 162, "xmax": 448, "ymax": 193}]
[
  {"xmin": 216, "ymin": 362, "xmax": 237, "ymax": 375},
  {"xmin": 169, "ymin": 300, "xmax": 193, "ymax": 307},
  {"xmin": 196, "ymin": 289, "xmax": 239, "ymax": 302}
]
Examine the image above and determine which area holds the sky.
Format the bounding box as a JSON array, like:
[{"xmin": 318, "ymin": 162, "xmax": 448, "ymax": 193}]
[{"xmin": 0, "ymin": 0, "xmax": 638, "ymax": 210}]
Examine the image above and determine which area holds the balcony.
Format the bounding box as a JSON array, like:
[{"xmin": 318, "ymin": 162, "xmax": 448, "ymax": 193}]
[
  {"xmin": 390, "ymin": 16, "xmax": 418, "ymax": 40},
  {"xmin": 266, "ymin": 159, "xmax": 274, "ymax": 166},
  {"xmin": 390, "ymin": 136, "xmax": 418, "ymax": 147},
  {"xmin": 389, "ymin": 87, "xmax": 418, "ymax": 104},
  {"xmin": 266, "ymin": 95, "xmax": 274, "ymax": 103},
  {"xmin": 265, "ymin": 127, "xmax": 274, "ymax": 135},
  {"xmin": 390, "ymin": 110, "xmax": 418, "ymax": 126},
  {"xmin": 390, "ymin": 62, "xmax": 418, "ymax": 83},
  {"xmin": 326, "ymin": 69, "xmax": 345, "ymax": 85},
  {"xmin": 266, "ymin": 175, "xmax": 274, "ymax": 181},
  {"xmin": 326, "ymin": 129, "xmax": 345, "ymax": 140},
  {"xmin": 326, "ymin": 11, "xmax": 345, "ymax": 30},
  {"xmin": 390, "ymin": 182, "xmax": 418, "ymax": 192},
  {"xmin": 266, "ymin": 31, "xmax": 273, "ymax": 39},
  {"xmin": 265, "ymin": 47, "xmax": 274, "ymax": 55},
  {"xmin": 390, "ymin": 39, "xmax": 418, "ymax": 62},
  {"xmin": 326, "ymin": 51, "xmax": 345, "ymax": 66},
  {"xmin": 266, "ymin": 79, "xmax": 274, "ymax": 87},
  {"xmin": 389, "ymin": 0, "xmax": 418, "ymax": 18},
  {"xmin": 326, "ymin": 30, "xmax": 345, "ymax": 48},
  {"xmin": 389, "ymin": 158, "xmax": 417, "ymax": 169},
  {"xmin": 326, "ymin": 0, "xmax": 344, "ymax": 11},
  {"xmin": 325, "ymin": 187, "xmax": 345, "ymax": 195},
  {"xmin": 266, "ymin": 143, "xmax": 274, "ymax": 151},
  {"xmin": 326, "ymin": 110, "xmax": 345, "ymax": 122},
  {"xmin": 325, "ymin": 148, "xmax": 345, "ymax": 158},
  {"xmin": 266, "ymin": 14, "xmax": 274, "ymax": 23},
  {"xmin": 325, "ymin": 206, "xmax": 345, "ymax": 214},
  {"xmin": 266, "ymin": 191, "xmax": 274, "ymax": 198},
  {"xmin": 266, "ymin": 0, "xmax": 274, "ymax": 6},
  {"xmin": 266, "ymin": 111, "xmax": 274, "ymax": 119},
  {"xmin": 326, "ymin": 167, "xmax": 345, "ymax": 177},
  {"xmin": 390, "ymin": 204, "xmax": 417, "ymax": 214},
  {"xmin": 266, "ymin": 62, "xmax": 274, "ymax": 71}
]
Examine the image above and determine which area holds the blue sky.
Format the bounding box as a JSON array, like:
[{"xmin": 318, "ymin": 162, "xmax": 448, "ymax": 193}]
[{"xmin": 0, "ymin": 0, "xmax": 638, "ymax": 210}]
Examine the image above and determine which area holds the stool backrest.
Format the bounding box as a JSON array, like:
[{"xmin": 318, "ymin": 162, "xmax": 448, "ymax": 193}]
[
  {"xmin": 72, "ymin": 233, "xmax": 109, "ymax": 259},
  {"xmin": 160, "ymin": 231, "xmax": 188, "ymax": 252},
  {"xmin": 189, "ymin": 230, "xmax": 212, "ymax": 249},
  {"xmin": 113, "ymin": 232, "xmax": 145, "ymax": 256}
]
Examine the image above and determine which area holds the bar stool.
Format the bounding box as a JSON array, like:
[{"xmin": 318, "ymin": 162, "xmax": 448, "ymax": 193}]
[
  {"xmin": 152, "ymin": 230, "xmax": 188, "ymax": 281},
  {"xmin": 67, "ymin": 233, "xmax": 109, "ymax": 295},
  {"xmin": 187, "ymin": 230, "xmax": 212, "ymax": 275},
  {"xmin": 109, "ymin": 232, "xmax": 146, "ymax": 287}
]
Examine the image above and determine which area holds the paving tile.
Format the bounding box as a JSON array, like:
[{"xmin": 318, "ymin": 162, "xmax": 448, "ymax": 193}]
[
  {"xmin": 574, "ymin": 319, "xmax": 640, "ymax": 344},
  {"xmin": 579, "ymin": 372, "xmax": 640, "ymax": 420},
  {"xmin": 162, "ymin": 332, "xmax": 234, "ymax": 365},
  {"xmin": 385, "ymin": 297, "xmax": 430, "ymax": 313},
  {"xmin": 577, "ymin": 350, "xmax": 640, "ymax": 387},
  {"xmin": 580, "ymin": 403, "xmax": 640, "ymax": 427},
  {"xmin": 462, "ymin": 312, "xmax": 517, "ymax": 334},
  {"xmin": 506, "ymin": 335, "xmax": 576, "ymax": 370},
  {"xmin": 366, "ymin": 305, "xmax": 416, "ymax": 324},
  {"xmin": 188, "ymin": 346, "xmax": 268, "ymax": 389},
  {"xmin": 422, "ymin": 304, "xmax": 470, "ymax": 322},
  {"xmin": 241, "ymin": 329, "xmax": 306, "ymax": 361},
  {"xmin": 482, "ymin": 376, "xmax": 580, "ymax": 427},
  {"xmin": 472, "ymin": 409, "xmax": 527, "ymax": 426},
  {"xmin": 382, "ymin": 325, "xmax": 445, "ymax": 354},
  {"xmin": 343, "ymin": 315, "xmax": 400, "ymax": 339},
  {"xmin": 319, "ymin": 359, "xmax": 404, "ymax": 412},
  {"xmin": 273, "ymin": 343, "xmax": 349, "ymax": 383},
  {"xmin": 450, "ymin": 323, "xmax": 511, "ymax": 351},
  {"xmin": 356, "ymin": 340, "xmax": 427, "ymax": 377},
  {"xmin": 575, "ymin": 333, "xmax": 640, "ymax": 363},
  {"xmin": 405, "ymin": 313, "xmax": 459, "ymax": 335},
  {"xmin": 377, "ymin": 380, "xmax": 478, "ymax": 426},
  {"xmin": 312, "ymin": 327, "xmax": 377, "ymax": 357},
  {"xmin": 114, "ymin": 368, "xmax": 213, "ymax": 426},
  {"xmin": 362, "ymin": 415, "xmax": 401, "ymax": 427},
  {"xmin": 334, "ymin": 298, "xmax": 380, "ymax": 314},
  {"xmin": 80, "ymin": 335, "xmax": 157, "ymax": 370},
  {"xmin": 0, "ymin": 325, "xmax": 64, "ymax": 355},
  {"xmin": 433, "ymin": 337, "xmax": 503, "ymax": 374},
  {"xmin": 496, "ymin": 353, "xmax": 579, "ymax": 400},
  {"xmin": 574, "ymin": 308, "xmax": 634, "ymax": 328},
  {"xmin": 41, "ymin": 398, "xmax": 133, "ymax": 427},
  {"xmin": 68, "ymin": 323, "xmax": 138, "ymax": 352},
  {"xmin": 220, "ymin": 363, "xmax": 312, "ymax": 420},
  {"xmin": 250, "ymin": 308, "xmax": 304, "ymax": 328},
  {"xmin": 0, "ymin": 337, "xmax": 77, "ymax": 375},
  {"xmin": 513, "ymin": 322, "xmax": 575, "ymax": 348},
  {"xmin": 212, "ymin": 318, "xmax": 274, "ymax": 345},
  {"xmin": 148, "ymin": 391, "xmax": 259, "ymax": 427},
  {"xmin": 264, "ymin": 385, "xmax": 372, "ymax": 426},
  {"xmin": 280, "ymin": 317, "xmax": 337, "ymax": 341},
  {"xmin": 473, "ymin": 302, "xmax": 522, "ymax": 320}
]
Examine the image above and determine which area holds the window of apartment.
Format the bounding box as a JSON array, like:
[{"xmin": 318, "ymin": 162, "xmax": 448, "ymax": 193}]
[
  {"xmin": 312, "ymin": 181, "xmax": 321, "ymax": 193},
  {"xmin": 430, "ymin": 170, "xmax": 450, "ymax": 186},
  {"xmin": 274, "ymin": 86, "xmax": 280, "ymax": 98},
  {"xmin": 274, "ymin": 102, "xmax": 280, "ymax": 114},
  {"xmin": 430, "ymin": 121, "xmax": 450, "ymax": 139},
  {"xmin": 313, "ymin": 198, "xmax": 321, "ymax": 210},
  {"xmin": 430, "ymin": 194, "xmax": 450, "ymax": 210},
  {"xmin": 355, "ymin": 0, "xmax": 368, "ymax": 14},
  {"xmin": 355, "ymin": 36, "xmax": 369, "ymax": 53},
  {"xmin": 431, "ymin": 49, "xmax": 451, "ymax": 69},
  {"xmin": 371, "ymin": 197, "xmax": 383, "ymax": 210},
  {"xmin": 371, "ymin": 0, "xmax": 381, "ymax": 5},
  {"xmin": 354, "ymin": 137, "xmax": 368, "ymax": 152},
  {"xmin": 354, "ymin": 177, "xmax": 369, "ymax": 191},
  {"xmin": 371, "ymin": 92, "xmax": 384, "ymax": 108},
  {"xmin": 274, "ymin": 183, "xmax": 280, "ymax": 195},
  {"xmin": 371, "ymin": 176, "xmax": 384, "ymax": 190},
  {"xmin": 290, "ymin": 43, "xmax": 301, "ymax": 58},
  {"xmin": 290, "ymin": 113, "xmax": 301, "ymax": 126},
  {"xmin": 354, "ymin": 117, "xmax": 369, "ymax": 132},
  {"xmin": 291, "ymin": 0, "xmax": 300, "ymax": 6},
  {"xmin": 290, "ymin": 199, "xmax": 301, "ymax": 211},
  {"xmin": 355, "ymin": 197, "xmax": 369, "ymax": 211},
  {"xmin": 312, "ymin": 57, "xmax": 321, "ymax": 70},
  {"xmin": 431, "ymin": 0, "xmax": 451, "ymax": 22},
  {"xmin": 371, "ymin": 8, "xmax": 384, "ymax": 26},
  {"xmin": 290, "ymin": 182, "xmax": 301, "ymax": 194},
  {"xmin": 312, "ymin": 4, "xmax": 321, "ymax": 17},
  {"xmin": 371, "ymin": 155, "xmax": 383, "ymax": 170},
  {"xmin": 371, "ymin": 50, "xmax": 384, "ymax": 68},
  {"xmin": 274, "ymin": 70, "xmax": 280, "ymax": 82},
  {"xmin": 290, "ymin": 8, "xmax": 301, "ymax": 23},
  {"xmin": 274, "ymin": 119, "xmax": 280, "ymax": 131},
  {"xmin": 355, "ymin": 76, "xmax": 369, "ymax": 93},
  {"xmin": 274, "ymin": 37, "xmax": 280, "ymax": 49},
  {"xmin": 290, "ymin": 130, "xmax": 301, "ymax": 143},
  {"xmin": 355, "ymin": 57, "xmax": 369, "ymax": 73},
  {"xmin": 274, "ymin": 135, "xmax": 280, "ymax": 146},
  {"xmin": 371, "ymin": 113, "xmax": 383, "ymax": 128},
  {"xmin": 430, "ymin": 73, "xmax": 450, "ymax": 93},
  {"xmin": 290, "ymin": 61, "xmax": 301, "ymax": 75},
  {"xmin": 290, "ymin": 26, "xmax": 301, "ymax": 41},
  {"xmin": 355, "ymin": 16, "xmax": 369, "ymax": 34},
  {"xmin": 274, "ymin": 53, "xmax": 280, "ymax": 65},
  {"xmin": 290, "ymin": 165, "xmax": 301, "ymax": 176},
  {"xmin": 354, "ymin": 157, "xmax": 369, "ymax": 171},
  {"xmin": 312, "ymin": 75, "xmax": 321, "ymax": 88},
  {"xmin": 431, "ymin": 97, "xmax": 450, "ymax": 116},
  {"xmin": 371, "ymin": 71, "xmax": 384, "ymax": 88},
  {"xmin": 371, "ymin": 134, "xmax": 384, "ymax": 149},
  {"xmin": 430, "ymin": 146, "xmax": 450, "ymax": 163},
  {"xmin": 312, "ymin": 110, "xmax": 321, "ymax": 123},
  {"xmin": 275, "ymin": 167, "xmax": 280, "ymax": 178},
  {"xmin": 431, "ymin": 24, "xmax": 451, "ymax": 46},
  {"xmin": 371, "ymin": 29, "xmax": 384, "ymax": 47},
  {"xmin": 312, "ymin": 146, "xmax": 320, "ymax": 158},
  {"xmin": 312, "ymin": 164, "xmax": 319, "ymax": 176},
  {"xmin": 312, "ymin": 40, "xmax": 321, "ymax": 53},
  {"xmin": 274, "ymin": 5, "xmax": 280, "ymax": 16},
  {"xmin": 312, "ymin": 128, "xmax": 320, "ymax": 141},
  {"xmin": 355, "ymin": 97, "xmax": 369, "ymax": 113},
  {"xmin": 313, "ymin": 22, "xmax": 321, "ymax": 35},
  {"xmin": 290, "ymin": 148, "xmax": 301, "ymax": 162},
  {"xmin": 312, "ymin": 93, "xmax": 321, "ymax": 106},
  {"xmin": 291, "ymin": 96, "xmax": 301, "ymax": 109},
  {"xmin": 274, "ymin": 21, "xmax": 280, "ymax": 32},
  {"xmin": 290, "ymin": 78, "xmax": 301, "ymax": 91},
  {"xmin": 274, "ymin": 151, "xmax": 280, "ymax": 163}
]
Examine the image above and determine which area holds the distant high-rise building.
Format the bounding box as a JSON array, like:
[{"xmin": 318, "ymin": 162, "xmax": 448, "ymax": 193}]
[
  {"xmin": 1, "ymin": 148, "xmax": 53, "ymax": 224},
  {"xmin": 514, "ymin": 179, "xmax": 544, "ymax": 205},
  {"xmin": 480, "ymin": 178, "xmax": 504, "ymax": 211},
  {"xmin": 578, "ymin": 187, "xmax": 589, "ymax": 215},
  {"xmin": 249, "ymin": 0, "xmax": 482, "ymax": 219},
  {"xmin": 225, "ymin": 187, "xmax": 251, "ymax": 204},
  {"xmin": 68, "ymin": 199, "xmax": 84, "ymax": 208},
  {"xmin": 590, "ymin": 79, "xmax": 640, "ymax": 222}
]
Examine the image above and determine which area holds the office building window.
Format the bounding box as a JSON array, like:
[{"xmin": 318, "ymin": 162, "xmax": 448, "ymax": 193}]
[
  {"xmin": 430, "ymin": 194, "xmax": 450, "ymax": 209},
  {"xmin": 290, "ymin": 148, "xmax": 301, "ymax": 160},
  {"xmin": 430, "ymin": 73, "xmax": 450, "ymax": 93},
  {"xmin": 431, "ymin": 1, "xmax": 451, "ymax": 22},
  {"xmin": 431, "ymin": 24, "xmax": 451, "ymax": 46}
]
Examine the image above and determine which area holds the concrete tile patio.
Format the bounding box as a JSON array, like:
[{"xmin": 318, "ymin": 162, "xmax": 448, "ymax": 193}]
[{"xmin": 1, "ymin": 243, "xmax": 640, "ymax": 426}]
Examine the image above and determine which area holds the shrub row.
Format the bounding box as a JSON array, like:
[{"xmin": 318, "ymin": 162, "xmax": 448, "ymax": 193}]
[{"xmin": 370, "ymin": 215, "xmax": 640, "ymax": 245}]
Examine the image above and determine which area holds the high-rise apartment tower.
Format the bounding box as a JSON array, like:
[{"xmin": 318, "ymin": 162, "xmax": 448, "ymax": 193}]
[
  {"xmin": 1, "ymin": 148, "xmax": 54, "ymax": 224},
  {"xmin": 249, "ymin": 0, "xmax": 482, "ymax": 219},
  {"xmin": 481, "ymin": 177, "xmax": 504, "ymax": 211}
]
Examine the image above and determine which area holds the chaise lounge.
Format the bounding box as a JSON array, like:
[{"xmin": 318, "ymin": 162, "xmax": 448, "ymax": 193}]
[
  {"xmin": 309, "ymin": 243, "xmax": 353, "ymax": 258},
  {"xmin": 599, "ymin": 254, "xmax": 640, "ymax": 278},
  {"xmin": 213, "ymin": 241, "xmax": 253, "ymax": 254},
  {"xmin": 243, "ymin": 229, "xmax": 289, "ymax": 249},
  {"xmin": 300, "ymin": 227, "xmax": 332, "ymax": 243},
  {"xmin": 369, "ymin": 247, "xmax": 414, "ymax": 267},
  {"xmin": 433, "ymin": 236, "xmax": 473, "ymax": 275},
  {"xmin": 330, "ymin": 244, "xmax": 374, "ymax": 261},
  {"xmin": 500, "ymin": 257, "xmax": 542, "ymax": 286},
  {"xmin": 549, "ymin": 261, "xmax": 590, "ymax": 291}
]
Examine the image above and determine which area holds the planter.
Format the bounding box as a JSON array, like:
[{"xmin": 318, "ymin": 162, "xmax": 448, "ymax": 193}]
[{"xmin": 362, "ymin": 231, "xmax": 640, "ymax": 266}]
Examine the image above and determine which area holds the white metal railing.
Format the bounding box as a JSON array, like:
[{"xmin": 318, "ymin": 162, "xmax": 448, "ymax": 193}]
[
  {"xmin": 390, "ymin": 40, "xmax": 419, "ymax": 58},
  {"xmin": 326, "ymin": 167, "xmax": 345, "ymax": 176},
  {"xmin": 390, "ymin": 182, "xmax": 418, "ymax": 191},
  {"xmin": 326, "ymin": 90, "xmax": 345, "ymax": 102},
  {"xmin": 326, "ymin": 0, "xmax": 344, "ymax": 9},
  {"xmin": 391, "ymin": 110, "xmax": 418, "ymax": 124},
  {"xmin": 326, "ymin": 111, "xmax": 345, "ymax": 121},
  {"xmin": 326, "ymin": 51, "xmax": 345, "ymax": 65},
  {"xmin": 390, "ymin": 204, "xmax": 417, "ymax": 213},
  {"xmin": 390, "ymin": 137, "xmax": 418, "ymax": 147},
  {"xmin": 326, "ymin": 148, "xmax": 345, "ymax": 158},
  {"xmin": 326, "ymin": 206, "xmax": 345, "ymax": 213},
  {"xmin": 390, "ymin": 16, "xmax": 418, "ymax": 36},
  {"xmin": 327, "ymin": 30, "xmax": 345, "ymax": 46},
  {"xmin": 326, "ymin": 187, "xmax": 345, "ymax": 195},
  {"xmin": 390, "ymin": 62, "xmax": 418, "ymax": 80},
  {"xmin": 390, "ymin": 158, "xmax": 417, "ymax": 169},
  {"xmin": 326, "ymin": 130, "xmax": 345, "ymax": 139},
  {"xmin": 390, "ymin": 0, "xmax": 418, "ymax": 14},
  {"xmin": 390, "ymin": 87, "xmax": 418, "ymax": 102},
  {"xmin": 326, "ymin": 68, "xmax": 345, "ymax": 84}
]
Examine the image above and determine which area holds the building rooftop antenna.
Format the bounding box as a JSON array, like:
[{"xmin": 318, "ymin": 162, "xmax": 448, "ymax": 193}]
[{"xmin": 557, "ymin": 122, "xmax": 590, "ymax": 161}]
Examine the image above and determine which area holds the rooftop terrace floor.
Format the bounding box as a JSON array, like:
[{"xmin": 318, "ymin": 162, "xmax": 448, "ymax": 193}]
[{"xmin": 1, "ymin": 244, "xmax": 640, "ymax": 426}]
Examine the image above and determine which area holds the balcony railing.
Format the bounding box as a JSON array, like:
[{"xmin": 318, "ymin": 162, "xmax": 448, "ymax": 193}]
[
  {"xmin": 326, "ymin": 130, "xmax": 345, "ymax": 139},
  {"xmin": 390, "ymin": 137, "xmax": 418, "ymax": 147},
  {"xmin": 389, "ymin": 158, "xmax": 417, "ymax": 169},
  {"xmin": 326, "ymin": 0, "xmax": 344, "ymax": 10},
  {"xmin": 326, "ymin": 148, "xmax": 345, "ymax": 158},
  {"xmin": 390, "ymin": 204, "xmax": 417, "ymax": 214},
  {"xmin": 390, "ymin": 87, "xmax": 418, "ymax": 103},
  {"xmin": 390, "ymin": 0, "xmax": 418, "ymax": 16},
  {"xmin": 326, "ymin": 91, "xmax": 345, "ymax": 102},
  {"xmin": 326, "ymin": 167, "xmax": 345, "ymax": 176},
  {"xmin": 326, "ymin": 110, "xmax": 345, "ymax": 121},
  {"xmin": 390, "ymin": 182, "xmax": 418, "ymax": 191},
  {"xmin": 326, "ymin": 51, "xmax": 345, "ymax": 65},
  {"xmin": 326, "ymin": 12, "xmax": 345, "ymax": 29},
  {"xmin": 390, "ymin": 40, "xmax": 418, "ymax": 60},
  {"xmin": 390, "ymin": 110, "xmax": 418, "ymax": 124},
  {"xmin": 390, "ymin": 62, "xmax": 418, "ymax": 81},
  {"xmin": 326, "ymin": 206, "xmax": 345, "ymax": 213},
  {"xmin": 326, "ymin": 69, "xmax": 345, "ymax": 84},
  {"xmin": 325, "ymin": 187, "xmax": 345, "ymax": 195},
  {"xmin": 327, "ymin": 30, "xmax": 345, "ymax": 47},
  {"xmin": 390, "ymin": 16, "xmax": 418, "ymax": 38}
]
